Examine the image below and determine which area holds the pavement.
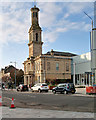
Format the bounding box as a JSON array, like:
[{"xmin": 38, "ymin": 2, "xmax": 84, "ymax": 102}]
[{"xmin": 1, "ymin": 106, "xmax": 94, "ymax": 118}]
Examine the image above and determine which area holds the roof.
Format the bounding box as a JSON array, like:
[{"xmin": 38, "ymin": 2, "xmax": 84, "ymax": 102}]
[
  {"xmin": 2, "ymin": 65, "xmax": 18, "ymax": 74},
  {"xmin": 44, "ymin": 50, "xmax": 77, "ymax": 57}
]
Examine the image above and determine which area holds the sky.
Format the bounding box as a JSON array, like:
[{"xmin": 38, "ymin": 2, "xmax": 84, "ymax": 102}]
[{"xmin": 0, "ymin": 1, "xmax": 95, "ymax": 70}]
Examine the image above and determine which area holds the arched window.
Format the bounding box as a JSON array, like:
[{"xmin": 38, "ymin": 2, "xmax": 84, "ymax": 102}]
[
  {"xmin": 33, "ymin": 12, "xmax": 37, "ymax": 17},
  {"xmin": 36, "ymin": 33, "xmax": 38, "ymax": 41},
  {"xmin": 56, "ymin": 63, "xmax": 59, "ymax": 70},
  {"xmin": 36, "ymin": 12, "xmax": 37, "ymax": 17},
  {"xmin": 33, "ymin": 12, "xmax": 35, "ymax": 17}
]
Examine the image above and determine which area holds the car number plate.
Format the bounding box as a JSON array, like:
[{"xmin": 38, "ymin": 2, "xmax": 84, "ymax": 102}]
[{"xmin": 45, "ymin": 87, "xmax": 47, "ymax": 88}]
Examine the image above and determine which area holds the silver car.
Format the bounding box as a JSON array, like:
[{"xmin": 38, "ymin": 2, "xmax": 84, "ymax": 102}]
[{"xmin": 31, "ymin": 83, "xmax": 49, "ymax": 93}]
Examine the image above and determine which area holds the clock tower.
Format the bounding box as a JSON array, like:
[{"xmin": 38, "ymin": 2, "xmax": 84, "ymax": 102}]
[{"xmin": 28, "ymin": 5, "xmax": 43, "ymax": 58}]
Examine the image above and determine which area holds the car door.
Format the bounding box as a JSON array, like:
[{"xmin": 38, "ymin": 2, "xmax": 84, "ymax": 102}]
[
  {"xmin": 32, "ymin": 84, "xmax": 37, "ymax": 91},
  {"xmin": 56, "ymin": 85, "xmax": 64, "ymax": 92},
  {"xmin": 36, "ymin": 83, "xmax": 41, "ymax": 90}
]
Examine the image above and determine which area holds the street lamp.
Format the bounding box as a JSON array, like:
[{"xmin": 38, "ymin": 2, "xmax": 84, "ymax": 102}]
[
  {"xmin": 73, "ymin": 63, "xmax": 75, "ymax": 86},
  {"xmin": 84, "ymin": 11, "xmax": 94, "ymax": 86},
  {"xmin": 10, "ymin": 61, "xmax": 17, "ymax": 89},
  {"xmin": 84, "ymin": 11, "xmax": 93, "ymax": 29}
]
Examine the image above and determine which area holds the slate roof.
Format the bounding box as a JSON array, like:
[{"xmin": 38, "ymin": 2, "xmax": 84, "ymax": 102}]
[{"xmin": 45, "ymin": 50, "xmax": 77, "ymax": 57}]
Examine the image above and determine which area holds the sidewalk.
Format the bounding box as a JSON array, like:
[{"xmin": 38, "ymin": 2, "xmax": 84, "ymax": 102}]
[{"xmin": 1, "ymin": 106, "xmax": 94, "ymax": 118}]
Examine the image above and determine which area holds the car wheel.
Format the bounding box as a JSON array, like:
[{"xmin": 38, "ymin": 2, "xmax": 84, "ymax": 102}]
[
  {"xmin": 64, "ymin": 91, "xmax": 68, "ymax": 94},
  {"xmin": 20, "ymin": 89, "xmax": 22, "ymax": 92},
  {"xmin": 72, "ymin": 92, "xmax": 75, "ymax": 94},
  {"xmin": 53, "ymin": 90, "xmax": 56, "ymax": 94},
  {"xmin": 17, "ymin": 89, "xmax": 19, "ymax": 91},
  {"xmin": 38, "ymin": 89, "xmax": 41, "ymax": 93},
  {"xmin": 31, "ymin": 89, "xmax": 34, "ymax": 92}
]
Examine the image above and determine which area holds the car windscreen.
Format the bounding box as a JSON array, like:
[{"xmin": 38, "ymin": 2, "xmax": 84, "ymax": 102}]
[
  {"xmin": 57, "ymin": 84, "xmax": 66, "ymax": 87},
  {"xmin": 42, "ymin": 84, "xmax": 47, "ymax": 86},
  {"xmin": 68, "ymin": 84, "xmax": 74, "ymax": 88}
]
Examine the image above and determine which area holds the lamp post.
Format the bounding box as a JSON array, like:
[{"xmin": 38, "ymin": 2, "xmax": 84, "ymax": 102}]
[
  {"xmin": 73, "ymin": 63, "xmax": 75, "ymax": 86},
  {"xmin": 10, "ymin": 61, "xmax": 17, "ymax": 89},
  {"xmin": 84, "ymin": 11, "xmax": 94, "ymax": 86}
]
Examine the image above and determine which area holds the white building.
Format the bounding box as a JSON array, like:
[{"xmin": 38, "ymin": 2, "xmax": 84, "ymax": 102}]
[{"xmin": 72, "ymin": 52, "xmax": 92, "ymax": 85}]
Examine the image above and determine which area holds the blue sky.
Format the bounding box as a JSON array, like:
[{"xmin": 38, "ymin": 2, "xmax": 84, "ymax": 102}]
[{"xmin": 0, "ymin": 1, "xmax": 94, "ymax": 70}]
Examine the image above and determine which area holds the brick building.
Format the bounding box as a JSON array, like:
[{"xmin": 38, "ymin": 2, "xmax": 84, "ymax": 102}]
[{"xmin": 23, "ymin": 5, "xmax": 76, "ymax": 86}]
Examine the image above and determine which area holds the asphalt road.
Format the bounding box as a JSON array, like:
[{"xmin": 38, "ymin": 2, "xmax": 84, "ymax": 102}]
[
  {"xmin": 1, "ymin": 118, "xmax": 95, "ymax": 120},
  {"xmin": 2, "ymin": 90, "xmax": 95, "ymax": 113}
]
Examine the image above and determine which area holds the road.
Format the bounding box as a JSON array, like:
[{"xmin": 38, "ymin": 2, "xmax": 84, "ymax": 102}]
[{"xmin": 2, "ymin": 90, "xmax": 95, "ymax": 113}]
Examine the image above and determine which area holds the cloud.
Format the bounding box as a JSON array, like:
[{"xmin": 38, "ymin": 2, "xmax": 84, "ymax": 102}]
[
  {"xmin": 64, "ymin": 13, "xmax": 70, "ymax": 18},
  {"xmin": 38, "ymin": 2, "xmax": 92, "ymax": 46},
  {"xmin": 38, "ymin": 2, "xmax": 62, "ymax": 27},
  {"xmin": 1, "ymin": 0, "xmax": 95, "ymax": 2},
  {"xmin": 66, "ymin": 3, "xmax": 91, "ymax": 14},
  {"xmin": 0, "ymin": 2, "xmax": 30, "ymax": 48},
  {"xmin": 0, "ymin": 2, "xmax": 93, "ymax": 50}
]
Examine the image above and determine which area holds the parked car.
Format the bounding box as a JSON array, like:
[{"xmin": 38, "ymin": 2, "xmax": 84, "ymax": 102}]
[
  {"xmin": 17, "ymin": 84, "xmax": 29, "ymax": 92},
  {"xmin": 52, "ymin": 83, "xmax": 76, "ymax": 94},
  {"xmin": 31, "ymin": 83, "xmax": 49, "ymax": 93}
]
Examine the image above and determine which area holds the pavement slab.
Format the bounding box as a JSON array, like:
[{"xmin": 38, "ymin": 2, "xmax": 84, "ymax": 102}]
[{"xmin": 1, "ymin": 107, "xmax": 94, "ymax": 118}]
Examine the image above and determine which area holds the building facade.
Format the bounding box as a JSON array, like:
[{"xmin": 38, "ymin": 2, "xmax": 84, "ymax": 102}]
[
  {"xmin": 72, "ymin": 52, "xmax": 93, "ymax": 85},
  {"xmin": 23, "ymin": 5, "xmax": 76, "ymax": 86}
]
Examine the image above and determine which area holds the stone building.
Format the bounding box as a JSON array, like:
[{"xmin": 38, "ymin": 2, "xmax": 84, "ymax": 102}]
[
  {"xmin": 0, "ymin": 65, "xmax": 17, "ymax": 83},
  {"xmin": 23, "ymin": 5, "xmax": 76, "ymax": 86}
]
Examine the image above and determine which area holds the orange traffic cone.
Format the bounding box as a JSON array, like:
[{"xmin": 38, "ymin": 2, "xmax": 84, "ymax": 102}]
[{"xmin": 10, "ymin": 98, "xmax": 15, "ymax": 108}]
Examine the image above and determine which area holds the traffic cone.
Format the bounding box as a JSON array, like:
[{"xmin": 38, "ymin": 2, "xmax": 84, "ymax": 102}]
[
  {"xmin": 10, "ymin": 98, "xmax": 15, "ymax": 108},
  {"xmin": 0, "ymin": 96, "xmax": 2, "ymax": 106}
]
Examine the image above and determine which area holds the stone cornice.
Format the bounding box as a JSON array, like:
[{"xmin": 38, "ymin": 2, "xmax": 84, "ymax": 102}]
[
  {"xmin": 28, "ymin": 41, "xmax": 43, "ymax": 46},
  {"xmin": 29, "ymin": 25, "xmax": 42, "ymax": 33}
]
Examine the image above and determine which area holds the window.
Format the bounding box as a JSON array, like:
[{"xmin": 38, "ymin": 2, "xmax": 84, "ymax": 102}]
[
  {"xmin": 33, "ymin": 12, "xmax": 35, "ymax": 17},
  {"xmin": 29, "ymin": 34, "xmax": 31, "ymax": 42},
  {"xmin": 56, "ymin": 63, "xmax": 59, "ymax": 70},
  {"xmin": 33, "ymin": 12, "xmax": 37, "ymax": 17},
  {"xmin": 36, "ymin": 33, "xmax": 38, "ymax": 41},
  {"xmin": 58, "ymin": 84, "xmax": 66, "ymax": 87},
  {"xmin": 25, "ymin": 66, "xmax": 26, "ymax": 73},
  {"xmin": 66, "ymin": 63, "xmax": 69, "ymax": 71},
  {"xmin": 47, "ymin": 62, "xmax": 50, "ymax": 71},
  {"xmin": 36, "ymin": 12, "xmax": 37, "ymax": 17},
  {"xmin": 28, "ymin": 63, "xmax": 30, "ymax": 71}
]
